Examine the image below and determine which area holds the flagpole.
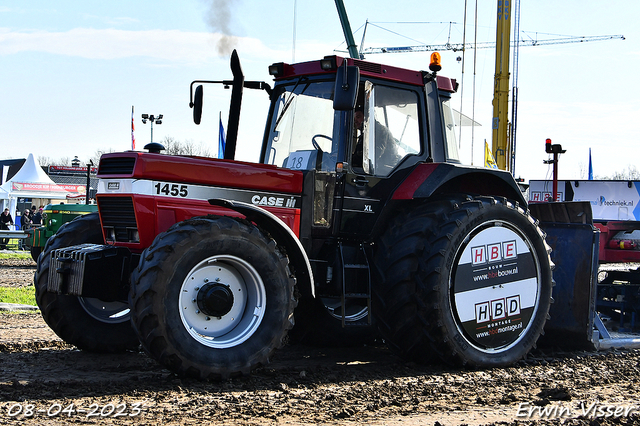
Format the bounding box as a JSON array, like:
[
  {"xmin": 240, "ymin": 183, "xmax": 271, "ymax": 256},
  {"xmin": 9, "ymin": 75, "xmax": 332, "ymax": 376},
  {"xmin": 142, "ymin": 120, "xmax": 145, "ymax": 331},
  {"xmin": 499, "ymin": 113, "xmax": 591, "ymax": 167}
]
[
  {"xmin": 131, "ymin": 106, "xmax": 136, "ymax": 150},
  {"xmin": 218, "ymin": 112, "xmax": 226, "ymax": 159}
]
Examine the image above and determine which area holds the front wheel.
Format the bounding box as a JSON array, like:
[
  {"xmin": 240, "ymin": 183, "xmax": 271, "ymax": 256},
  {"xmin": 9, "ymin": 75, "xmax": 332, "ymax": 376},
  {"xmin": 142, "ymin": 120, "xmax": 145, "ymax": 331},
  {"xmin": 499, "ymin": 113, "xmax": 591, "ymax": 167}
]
[
  {"xmin": 30, "ymin": 246, "xmax": 42, "ymax": 263},
  {"xmin": 34, "ymin": 213, "xmax": 139, "ymax": 353},
  {"xmin": 373, "ymin": 196, "xmax": 553, "ymax": 367},
  {"xmin": 129, "ymin": 216, "xmax": 297, "ymax": 379}
]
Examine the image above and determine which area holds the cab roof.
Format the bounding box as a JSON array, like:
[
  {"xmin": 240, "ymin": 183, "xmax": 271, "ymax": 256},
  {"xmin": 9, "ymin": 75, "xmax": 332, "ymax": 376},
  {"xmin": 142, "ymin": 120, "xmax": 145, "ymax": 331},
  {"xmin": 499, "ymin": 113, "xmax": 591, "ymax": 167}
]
[{"xmin": 269, "ymin": 56, "xmax": 458, "ymax": 93}]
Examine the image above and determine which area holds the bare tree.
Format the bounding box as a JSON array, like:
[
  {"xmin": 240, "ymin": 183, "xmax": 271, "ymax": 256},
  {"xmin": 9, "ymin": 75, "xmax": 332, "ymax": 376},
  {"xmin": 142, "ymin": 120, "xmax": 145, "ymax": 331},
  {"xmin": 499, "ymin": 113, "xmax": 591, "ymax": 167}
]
[
  {"xmin": 37, "ymin": 156, "xmax": 53, "ymax": 167},
  {"xmin": 160, "ymin": 136, "xmax": 213, "ymax": 157},
  {"xmin": 37, "ymin": 136, "xmax": 215, "ymax": 170},
  {"xmin": 577, "ymin": 162, "xmax": 586, "ymax": 180},
  {"xmin": 608, "ymin": 165, "xmax": 640, "ymax": 180},
  {"xmin": 91, "ymin": 148, "xmax": 115, "ymax": 166}
]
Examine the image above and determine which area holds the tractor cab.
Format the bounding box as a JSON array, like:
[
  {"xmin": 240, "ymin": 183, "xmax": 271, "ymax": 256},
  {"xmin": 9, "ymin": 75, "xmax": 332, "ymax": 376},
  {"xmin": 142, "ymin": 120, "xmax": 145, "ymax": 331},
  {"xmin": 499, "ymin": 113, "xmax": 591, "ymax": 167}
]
[{"xmin": 259, "ymin": 55, "xmax": 462, "ymax": 239}]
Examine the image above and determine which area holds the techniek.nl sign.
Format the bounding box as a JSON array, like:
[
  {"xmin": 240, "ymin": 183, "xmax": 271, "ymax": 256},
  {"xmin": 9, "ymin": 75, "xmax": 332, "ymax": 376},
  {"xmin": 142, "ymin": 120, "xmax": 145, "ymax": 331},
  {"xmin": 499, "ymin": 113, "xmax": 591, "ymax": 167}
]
[{"xmin": 528, "ymin": 180, "xmax": 640, "ymax": 221}]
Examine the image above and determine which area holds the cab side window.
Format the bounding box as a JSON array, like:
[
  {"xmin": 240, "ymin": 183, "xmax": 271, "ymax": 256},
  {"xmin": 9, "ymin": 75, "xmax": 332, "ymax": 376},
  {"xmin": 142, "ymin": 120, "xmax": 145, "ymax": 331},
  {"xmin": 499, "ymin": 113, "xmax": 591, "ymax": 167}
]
[{"xmin": 357, "ymin": 82, "xmax": 420, "ymax": 176}]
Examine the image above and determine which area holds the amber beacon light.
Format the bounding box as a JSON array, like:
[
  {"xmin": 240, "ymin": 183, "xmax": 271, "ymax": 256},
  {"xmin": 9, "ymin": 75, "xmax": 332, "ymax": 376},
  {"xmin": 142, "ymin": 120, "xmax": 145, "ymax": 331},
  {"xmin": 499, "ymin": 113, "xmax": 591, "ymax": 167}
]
[{"xmin": 429, "ymin": 52, "xmax": 442, "ymax": 72}]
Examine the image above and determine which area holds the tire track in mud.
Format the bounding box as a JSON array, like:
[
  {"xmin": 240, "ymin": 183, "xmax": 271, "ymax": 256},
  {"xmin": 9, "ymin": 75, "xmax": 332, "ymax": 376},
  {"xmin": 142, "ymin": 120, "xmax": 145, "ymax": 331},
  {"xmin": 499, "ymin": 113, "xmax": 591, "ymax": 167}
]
[
  {"xmin": 2, "ymin": 259, "xmax": 640, "ymax": 425},
  {"xmin": 1, "ymin": 312, "xmax": 640, "ymax": 425}
]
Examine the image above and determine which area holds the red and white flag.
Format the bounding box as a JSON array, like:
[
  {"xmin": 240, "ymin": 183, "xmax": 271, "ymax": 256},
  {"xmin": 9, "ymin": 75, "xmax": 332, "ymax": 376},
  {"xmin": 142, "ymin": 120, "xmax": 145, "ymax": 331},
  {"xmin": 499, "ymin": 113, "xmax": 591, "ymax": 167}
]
[{"xmin": 131, "ymin": 106, "xmax": 136, "ymax": 150}]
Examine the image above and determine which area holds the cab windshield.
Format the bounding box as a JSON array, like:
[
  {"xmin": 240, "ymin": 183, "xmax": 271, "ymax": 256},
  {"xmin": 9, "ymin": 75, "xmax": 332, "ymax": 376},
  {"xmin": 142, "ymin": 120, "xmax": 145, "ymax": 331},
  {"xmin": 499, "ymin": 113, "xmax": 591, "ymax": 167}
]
[{"xmin": 263, "ymin": 80, "xmax": 339, "ymax": 171}]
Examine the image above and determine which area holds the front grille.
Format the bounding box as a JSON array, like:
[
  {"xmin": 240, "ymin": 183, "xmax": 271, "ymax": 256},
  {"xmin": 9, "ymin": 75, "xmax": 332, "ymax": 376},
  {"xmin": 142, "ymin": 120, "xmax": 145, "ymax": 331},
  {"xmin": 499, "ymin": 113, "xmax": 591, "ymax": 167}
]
[
  {"xmin": 99, "ymin": 197, "xmax": 137, "ymax": 242},
  {"xmin": 99, "ymin": 157, "xmax": 136, "ymax": 175}
]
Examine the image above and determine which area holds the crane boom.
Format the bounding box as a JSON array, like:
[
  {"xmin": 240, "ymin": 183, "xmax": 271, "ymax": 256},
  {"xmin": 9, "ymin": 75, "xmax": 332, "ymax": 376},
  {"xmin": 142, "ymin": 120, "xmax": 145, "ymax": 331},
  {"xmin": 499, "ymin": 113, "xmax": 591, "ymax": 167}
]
[
  {"xmin": 360, "ymin": 34, "xmax": 625, "ymax": 55},
  {"xmin": 334, "ymin": 0, "xmax": 360, "ymax": 59},
  {"xmin": 492, "ymin": 0, "xmax": 511, "ymax": 171}
]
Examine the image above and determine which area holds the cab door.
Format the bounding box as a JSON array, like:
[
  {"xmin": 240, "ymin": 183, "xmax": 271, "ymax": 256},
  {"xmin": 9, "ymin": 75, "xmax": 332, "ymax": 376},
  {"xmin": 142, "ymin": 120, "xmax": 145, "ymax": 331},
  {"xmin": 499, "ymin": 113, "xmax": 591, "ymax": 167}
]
[{"xmin": 337, "ymin": 81, "xmax": 423, "ymax": 237}]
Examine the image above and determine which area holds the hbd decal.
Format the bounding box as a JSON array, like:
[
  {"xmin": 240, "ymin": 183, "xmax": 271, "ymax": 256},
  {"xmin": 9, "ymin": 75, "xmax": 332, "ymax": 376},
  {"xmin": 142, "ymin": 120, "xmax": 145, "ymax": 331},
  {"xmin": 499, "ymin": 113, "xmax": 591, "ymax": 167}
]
[
  {"xmin": 472, "ymin": 240, "xmax": 517, "ymax": 265},
  {"xmin": 475, "ymin": 295, "xmax": 521, "ymax": 323}
]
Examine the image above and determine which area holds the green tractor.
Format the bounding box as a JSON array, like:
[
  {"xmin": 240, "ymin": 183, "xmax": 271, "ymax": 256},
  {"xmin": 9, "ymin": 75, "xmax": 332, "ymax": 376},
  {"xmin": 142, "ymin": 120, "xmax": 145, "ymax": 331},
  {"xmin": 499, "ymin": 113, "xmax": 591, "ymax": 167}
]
[{"xmin": 24, "ymin": 203, "xmax": 98, "ymax": 262}]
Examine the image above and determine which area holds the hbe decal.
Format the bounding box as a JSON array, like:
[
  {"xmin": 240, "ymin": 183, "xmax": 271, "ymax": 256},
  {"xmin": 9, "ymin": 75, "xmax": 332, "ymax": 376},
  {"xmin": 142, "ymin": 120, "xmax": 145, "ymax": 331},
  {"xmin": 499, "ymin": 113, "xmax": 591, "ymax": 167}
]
[
  {"xmin": 475, "ymin": 295, "xmax": 521, "ymax": 323},
  {"xmin": 471, "ymin": 240, "xmax": 517, "ymax": 265}
]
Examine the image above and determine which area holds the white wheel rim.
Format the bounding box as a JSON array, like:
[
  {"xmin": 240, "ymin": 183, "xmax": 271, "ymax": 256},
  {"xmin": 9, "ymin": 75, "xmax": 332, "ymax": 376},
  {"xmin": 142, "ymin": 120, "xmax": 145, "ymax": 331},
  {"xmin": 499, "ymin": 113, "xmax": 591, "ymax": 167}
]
[
  {"xmin": 321, "ymin": 297, "xmax": 369, "ymax": 322},
  {"xmin": 179, "ymin": 255, "xmax": 266, "ymax": 349},
  {"xmin": 78, "ymin": 298, "xmax": 130, "ymax": 324}
]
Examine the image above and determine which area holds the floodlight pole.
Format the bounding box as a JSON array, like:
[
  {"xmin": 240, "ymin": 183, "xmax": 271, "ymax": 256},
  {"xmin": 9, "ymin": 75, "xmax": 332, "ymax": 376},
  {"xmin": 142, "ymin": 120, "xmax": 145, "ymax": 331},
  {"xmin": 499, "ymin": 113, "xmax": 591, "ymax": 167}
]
[{"xmin": 141, "ymin": 114, "xmax": 163, "ymax": 144}]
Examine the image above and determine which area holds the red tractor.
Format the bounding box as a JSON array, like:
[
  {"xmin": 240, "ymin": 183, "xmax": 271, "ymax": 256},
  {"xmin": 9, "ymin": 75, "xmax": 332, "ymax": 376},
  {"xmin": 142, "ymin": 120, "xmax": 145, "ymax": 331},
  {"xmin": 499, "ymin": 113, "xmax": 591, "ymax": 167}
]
[{"xmin": 35, "ymin": 51, "xmax": 553, "ymax": 379}]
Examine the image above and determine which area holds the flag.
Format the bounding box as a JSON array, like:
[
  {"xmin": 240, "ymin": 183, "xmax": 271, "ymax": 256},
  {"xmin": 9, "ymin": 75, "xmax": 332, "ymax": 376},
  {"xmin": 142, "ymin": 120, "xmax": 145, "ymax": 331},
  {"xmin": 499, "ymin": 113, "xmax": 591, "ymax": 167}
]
[
  {"xmin": 218, "ymin": 113, "xmax": 226, "ymax": 159},
  {"xmin": 131, "ymin": 106, "xmax": 135, "ymax": 150},
  {"xmin": 484, "ymin": 140, "xmax": 498, "ymax": 169},
  {"xmin": 588, "ymin": 148, "xmax": 593, "ymax": 180}
]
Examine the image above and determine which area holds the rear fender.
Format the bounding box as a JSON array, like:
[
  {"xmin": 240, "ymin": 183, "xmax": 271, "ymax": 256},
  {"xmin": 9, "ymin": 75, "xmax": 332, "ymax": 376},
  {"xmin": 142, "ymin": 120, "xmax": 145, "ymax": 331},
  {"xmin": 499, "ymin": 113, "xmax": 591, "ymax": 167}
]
[
  {"xmin": 208, "ymin": 199, "xmax": 314, "ymax": 297},
  {"xmin": 392, "ymin": 163, "xmax": 526, "ymax": 205}
]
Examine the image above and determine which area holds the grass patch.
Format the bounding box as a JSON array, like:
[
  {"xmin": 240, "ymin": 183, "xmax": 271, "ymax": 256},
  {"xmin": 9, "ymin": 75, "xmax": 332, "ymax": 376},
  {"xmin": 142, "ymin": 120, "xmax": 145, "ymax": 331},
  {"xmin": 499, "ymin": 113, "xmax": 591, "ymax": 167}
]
[
  {"xmin": 0, "ymin": 251, "xmax": 32, "ymax": 260},
  {"xmin": 0, "ymin": 286, "xmax": 37, "ymax": 306}
]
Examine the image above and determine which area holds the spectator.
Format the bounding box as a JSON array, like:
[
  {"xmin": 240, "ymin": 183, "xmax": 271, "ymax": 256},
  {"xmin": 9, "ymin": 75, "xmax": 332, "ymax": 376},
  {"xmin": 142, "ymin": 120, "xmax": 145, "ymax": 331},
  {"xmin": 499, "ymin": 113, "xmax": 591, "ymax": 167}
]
[
  {"xmin": 21, "ymin": 209, "xmax": 32, "ymax": 230},
  {"xmin": 31, "ymin": 208, "xmax": 43, "ymax": 226},
  {"xmin": 1, "ymin": 208, "xmax": 14, "ymax": 249}
]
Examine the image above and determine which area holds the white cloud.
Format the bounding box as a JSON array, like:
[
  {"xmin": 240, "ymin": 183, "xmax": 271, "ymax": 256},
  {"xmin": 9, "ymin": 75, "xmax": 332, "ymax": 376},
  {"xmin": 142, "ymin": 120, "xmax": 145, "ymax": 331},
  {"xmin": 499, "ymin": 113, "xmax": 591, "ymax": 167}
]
[
  {"xmin": 0, "ymin": 28, "xmax": 295, "ymax": 63},
  {"xmin": 79, "ymin": 14, "xmax": 140, "ymax": 26}
]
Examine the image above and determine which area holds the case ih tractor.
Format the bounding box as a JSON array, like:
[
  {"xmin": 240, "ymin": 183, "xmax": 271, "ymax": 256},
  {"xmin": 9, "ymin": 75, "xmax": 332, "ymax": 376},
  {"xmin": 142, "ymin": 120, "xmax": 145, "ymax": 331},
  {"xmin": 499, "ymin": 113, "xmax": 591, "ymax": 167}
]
[{"xmin": 35, "ymin": 51, "xmax": 553, "ymax": 379}]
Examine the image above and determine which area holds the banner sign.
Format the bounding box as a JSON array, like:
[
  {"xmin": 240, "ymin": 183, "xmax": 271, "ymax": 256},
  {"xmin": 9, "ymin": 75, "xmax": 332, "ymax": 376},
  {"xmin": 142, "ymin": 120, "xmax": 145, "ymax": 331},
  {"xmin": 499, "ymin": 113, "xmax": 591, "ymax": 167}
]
[
  {"xmin": 529, "ymin": 180, "xmax": 640, "ymax": 221},
  {"xmin": 11, "ymin": 182, "xmax": 87, "ymax": 193},
  {"xmin": 48, "ymin": 166, "xmax": 98, "ymax": 175}
]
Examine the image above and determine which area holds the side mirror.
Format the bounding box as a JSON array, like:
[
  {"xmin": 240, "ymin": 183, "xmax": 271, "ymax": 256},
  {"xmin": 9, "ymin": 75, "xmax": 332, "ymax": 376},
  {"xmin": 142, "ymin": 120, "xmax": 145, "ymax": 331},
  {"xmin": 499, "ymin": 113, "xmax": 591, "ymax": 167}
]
[
  {"xmin": 333, "ymin": 63, "xmax": 359, "ymax": 111},
  {"xmin": 193, "ymin": 85, "xmax": 203, "ymax": 125}
]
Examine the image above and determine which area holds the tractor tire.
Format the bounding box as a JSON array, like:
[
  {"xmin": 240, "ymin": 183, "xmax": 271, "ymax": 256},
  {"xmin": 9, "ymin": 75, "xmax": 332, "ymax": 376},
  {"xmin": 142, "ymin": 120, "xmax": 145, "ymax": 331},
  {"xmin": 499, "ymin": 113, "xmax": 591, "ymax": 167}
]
[
  {"xmin": 289, "ymin": 295, "xmax": 377, "ymax": 347},
  {"xmin": 34, "ymin": 213, "xmax": 139, "ymax": 353},
  {"xmin": 30, "ymin": 246, "xmax": 42, "ymax": 263},
  {"xmin": 129, "ymin": 216, "xmax": 297, "ymax": 380},
  {"xmin": 373, "ymin": 195, "xmax": 553, "ymax": 368}
]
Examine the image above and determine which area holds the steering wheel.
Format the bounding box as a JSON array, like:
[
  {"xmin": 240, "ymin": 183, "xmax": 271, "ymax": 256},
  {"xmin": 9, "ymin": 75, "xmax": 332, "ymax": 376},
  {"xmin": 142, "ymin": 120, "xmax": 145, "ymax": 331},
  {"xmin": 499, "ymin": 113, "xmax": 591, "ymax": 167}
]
[{"xmin": 311, "ymin": 134, "xmax": 332, "ymax": 152}]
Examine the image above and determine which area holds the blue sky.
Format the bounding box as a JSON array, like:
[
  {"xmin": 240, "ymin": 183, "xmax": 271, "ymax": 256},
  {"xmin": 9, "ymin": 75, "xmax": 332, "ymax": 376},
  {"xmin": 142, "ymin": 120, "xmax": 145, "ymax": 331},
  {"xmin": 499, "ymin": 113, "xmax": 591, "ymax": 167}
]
[{"xmin": 1, "ymin": 0, "xmax": 638, "ymax": 181}]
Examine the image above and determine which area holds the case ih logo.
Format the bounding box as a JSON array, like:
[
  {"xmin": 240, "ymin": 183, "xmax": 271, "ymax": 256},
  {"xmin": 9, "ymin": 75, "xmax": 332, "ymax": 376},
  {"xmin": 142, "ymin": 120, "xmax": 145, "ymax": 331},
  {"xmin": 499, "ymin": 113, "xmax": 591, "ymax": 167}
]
[
  {"xmin": 475, "ymin": 296, "xmax": 521, "ymax": 323},
  {"xmin": 471, "ymin": 240, "xmax": 517, "ymax": 265},
  {"xmin": 107, "ymin": 182, "xmax": 120, "ymax": 190}
]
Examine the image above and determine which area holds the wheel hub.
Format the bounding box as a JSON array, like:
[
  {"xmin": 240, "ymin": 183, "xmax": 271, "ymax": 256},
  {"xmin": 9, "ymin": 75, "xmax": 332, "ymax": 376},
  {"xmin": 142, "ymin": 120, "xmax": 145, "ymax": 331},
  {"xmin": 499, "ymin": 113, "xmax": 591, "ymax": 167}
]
[
  {"xmin": 179, "ymin": 255, "xmax": 266, "ymax": 348},
  {"xmin": 197, "ymin": 283, "xmax": 234, "ymax": 317}
]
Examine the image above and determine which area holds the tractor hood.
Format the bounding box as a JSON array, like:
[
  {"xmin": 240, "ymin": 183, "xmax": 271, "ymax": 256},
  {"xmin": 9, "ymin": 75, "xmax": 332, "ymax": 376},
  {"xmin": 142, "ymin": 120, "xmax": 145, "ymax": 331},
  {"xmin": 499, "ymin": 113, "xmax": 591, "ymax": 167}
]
[{"xmin": 98, "ymin": 152, "xmax": 303, "ymax": 194}]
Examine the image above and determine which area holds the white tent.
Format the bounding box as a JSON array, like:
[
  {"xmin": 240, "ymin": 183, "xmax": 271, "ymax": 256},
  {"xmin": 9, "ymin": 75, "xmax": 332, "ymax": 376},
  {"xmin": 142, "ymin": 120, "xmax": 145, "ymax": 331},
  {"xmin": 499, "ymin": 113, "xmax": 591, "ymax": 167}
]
[{"xmin": 1, "ymin": 153, "xmax": 71, "ymax": 221}]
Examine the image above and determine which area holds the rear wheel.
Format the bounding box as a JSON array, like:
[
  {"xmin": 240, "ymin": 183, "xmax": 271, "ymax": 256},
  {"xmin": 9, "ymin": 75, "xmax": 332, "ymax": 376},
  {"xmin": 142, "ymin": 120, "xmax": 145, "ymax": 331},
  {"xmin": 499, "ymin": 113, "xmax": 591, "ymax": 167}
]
[
  {"xmin": 373, "ymin": 196, "xmax": 553, "ymax": 367},
  {"xmin": 129, "ymin": 216, "xmax": 296, "ymax": 379},
  {"xmin": 34, "ymin": 213, "xmax": 139, "ymax": 352},
  {"xmin": 290, "ymin": 295, "xmax": 375, "ymax": 347}
]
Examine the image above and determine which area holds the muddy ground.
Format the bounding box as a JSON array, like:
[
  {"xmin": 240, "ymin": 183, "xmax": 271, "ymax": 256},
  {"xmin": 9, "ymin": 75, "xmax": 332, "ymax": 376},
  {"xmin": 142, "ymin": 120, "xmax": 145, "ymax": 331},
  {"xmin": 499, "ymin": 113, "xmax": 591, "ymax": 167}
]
[{"xmin": 1, "ymin": 258, "xmax": 640, "ymax": 426}]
